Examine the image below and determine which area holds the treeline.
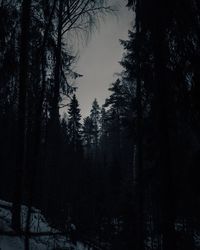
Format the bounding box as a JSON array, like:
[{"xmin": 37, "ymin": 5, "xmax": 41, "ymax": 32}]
[
  {"xmin": 78, "ymin": 0, "xmax": 200, "ymax": 249},
  {"xmin": 101, "ymin": 0, "xmax": 200, "ymax": 249},
  {"xmin": 1, "ymin": 0, "xmax": 200, "ymax": 250},
  {"xmin": 0, "ymin": 0, "xmax": 113, "ymax": 244}
]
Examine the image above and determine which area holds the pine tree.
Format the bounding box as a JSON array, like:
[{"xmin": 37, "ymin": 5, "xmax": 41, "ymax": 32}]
[
  {"xmin": 68, "ymin": 94, "xmax": 82, "ymax": 152},
  {"xmin": 82, "ymin": 116, "xmax": 94, "ymax": 157},
  {"xmin": 90, "ymin": 98, "xmax": 100, "ymax": 154}
]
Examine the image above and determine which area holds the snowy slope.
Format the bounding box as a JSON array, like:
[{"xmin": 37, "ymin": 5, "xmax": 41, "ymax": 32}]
[{"xmin": 0, "ymin": 200, "xmax": 88, "ymax": 250}]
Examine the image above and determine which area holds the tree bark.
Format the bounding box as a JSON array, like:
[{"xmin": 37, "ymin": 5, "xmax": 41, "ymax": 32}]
[
  {"xmin": 12, "ymin": 0, "xmax": 32, "ymax": 232},
  {"xmin": 152, "ymin": 13, "xmax": 176, "ymax": 250},
  {"xmin": 135, "ymin": 0, "xmax": 144, "ymax": 249},
  {"xmin": 53, "ymin": 0, "xmax": 63, "ymax": 119}
]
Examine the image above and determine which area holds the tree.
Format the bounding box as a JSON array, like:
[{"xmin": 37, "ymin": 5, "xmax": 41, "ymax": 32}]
[
  {"xmin": 68, "ymin": 94, "xmax": 82, "ymax": 152},
  {"xmin": 82, "ymin": 116, "xmax": 94, "ymax": 158},
  {"xmin": 90, "ymin": 98, "xmax": 100, "ymax": 157},
  {"xmin": 124, "ymin": 0, "xmax": 200, "ymax": 249},
  {"xmin": 12, "ymin": 0, "xmax": 32, "ymax": 232}
]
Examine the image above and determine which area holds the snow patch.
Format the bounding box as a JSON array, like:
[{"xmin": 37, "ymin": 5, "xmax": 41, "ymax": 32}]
[{"xmin": 0, "ymin": 199, "xmax": 87, "ymax": 250}]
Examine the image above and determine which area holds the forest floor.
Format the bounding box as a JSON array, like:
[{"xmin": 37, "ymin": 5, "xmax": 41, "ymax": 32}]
[{"xmin": 0, "ymin": 200, "xmax": 86, "ymax": 250}]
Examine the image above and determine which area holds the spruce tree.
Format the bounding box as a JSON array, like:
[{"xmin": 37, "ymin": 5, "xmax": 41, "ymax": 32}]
[
  {"xmin": 68, "ymin": 94, "xmax": 82, "ymax": 153},
  {"xmin": 90, "ymin": 98, "xmax": 100, "ymax": 153}
]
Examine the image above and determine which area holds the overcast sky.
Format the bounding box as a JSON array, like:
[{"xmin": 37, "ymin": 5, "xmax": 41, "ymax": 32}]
[{"xmin": 75, "ymin": 1, "xmax": 133, "ymax": 118}]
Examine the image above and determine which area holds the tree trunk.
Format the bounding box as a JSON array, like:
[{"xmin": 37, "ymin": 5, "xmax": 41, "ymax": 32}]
[
  {"xmin": 152, "ymin": 16, "xmax": 176, "ymax": 250},
  {"xmin": 135, "ymin": 0, "xmax": 144, "ymax": 249},
  {"xmin": 52, "ymin": 0, "xmax": 63, "ymax": 119},
  {"xmin": 12, "ymin": 0, "xmax": 32, "ymax": 232},
  {"xmin": 45, "ymin": 0, "xmax": 63, "ymax": 217}
]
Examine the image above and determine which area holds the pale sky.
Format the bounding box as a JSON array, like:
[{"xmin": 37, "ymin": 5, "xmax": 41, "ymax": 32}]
[{"xmin": 75, "ymin": 1, "xmax": 133, "ymax": 118}]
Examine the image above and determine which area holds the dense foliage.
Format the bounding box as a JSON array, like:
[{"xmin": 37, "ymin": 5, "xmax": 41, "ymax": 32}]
[{"xmin": 1, "ymin": 0, "xmax": 200, "ymax": 250}]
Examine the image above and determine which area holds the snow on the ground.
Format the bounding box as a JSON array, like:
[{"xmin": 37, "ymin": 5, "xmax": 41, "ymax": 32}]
[{"xmin": 0, "ymin": 199, "xmax": 88, "ymax": 250}]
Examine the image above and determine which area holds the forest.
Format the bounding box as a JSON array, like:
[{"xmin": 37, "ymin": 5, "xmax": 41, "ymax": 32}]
[{"xmin": 1, "ymin": 0, "xmax": 200, "ymax": 249}]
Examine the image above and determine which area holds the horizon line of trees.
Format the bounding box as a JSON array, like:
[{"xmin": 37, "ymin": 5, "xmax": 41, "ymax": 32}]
[
  {"xmin": 1, "ymin": 0, "xmax": 200, "ymax": 250},
  {"xmin": 0, "ymin": 0, "xmax": 115, "ymax": 249}
]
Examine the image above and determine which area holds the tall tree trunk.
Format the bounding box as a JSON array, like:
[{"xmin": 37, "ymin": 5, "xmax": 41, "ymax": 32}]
[
  {"xmin": 12, "ymin": 0, "xmax": 32, "ymax": 232},
  {"xmin": 135, "ymin": 0, "xmax": 144, "ymax": 249},
  {"xmin": 152, "ymin": 13, "xmax": 176, "ymax": 250},
  {"xmin": 24, "ymin": 51, "xmax": 47, "ymax": 250},
  {"xmin": 24, "ymin": 0, "xmax": 59, "ymax": 241},
  {"xmin": 24, "ymin": 100, "xmax": 44, "ymax": 250},
  {"xmin": 53, "ymin": 0, "xmax": 63, "ymax": 119},
  {"xmin": 45, "ymin": 0, "xmax": 63, "ymax": 217}
]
